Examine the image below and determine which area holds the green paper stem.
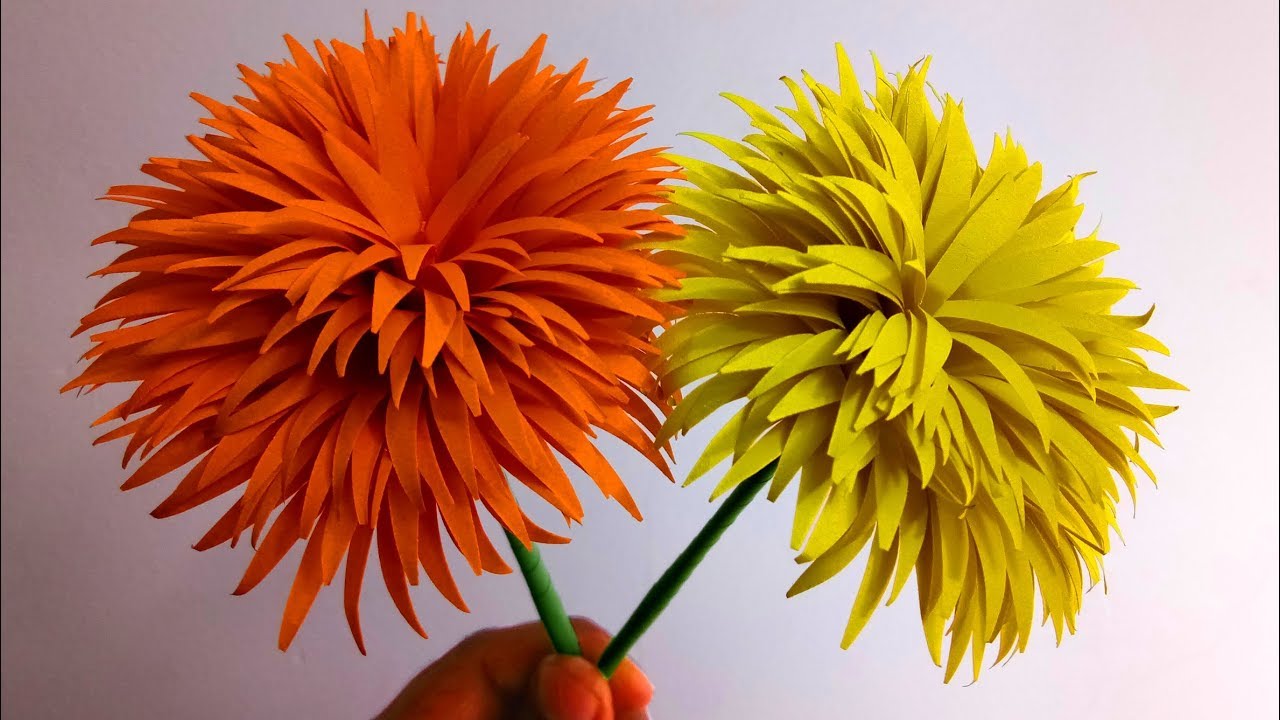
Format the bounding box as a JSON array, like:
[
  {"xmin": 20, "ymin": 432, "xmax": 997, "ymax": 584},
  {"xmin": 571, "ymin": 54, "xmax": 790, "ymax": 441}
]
[
  {"xmin": 506, "ymin": 529, "xmax": 582, "ymax": 656},
  {"xmin": 597, "ymin": 460, "xmax": 778, "ymax": 678}
]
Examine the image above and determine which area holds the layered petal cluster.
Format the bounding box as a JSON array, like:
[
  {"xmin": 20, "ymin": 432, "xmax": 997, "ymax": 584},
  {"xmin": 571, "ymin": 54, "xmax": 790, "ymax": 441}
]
[
  {"xmin": 654, "ymin": 50, "xmax": 1181, "ymax": 681},
  {"xmin": 67, "ymin": 15, "xmax": 682, "ymax": 650}
]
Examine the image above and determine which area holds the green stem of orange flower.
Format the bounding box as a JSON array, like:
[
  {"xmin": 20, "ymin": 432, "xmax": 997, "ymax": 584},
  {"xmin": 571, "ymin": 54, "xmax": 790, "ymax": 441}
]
[
  {"xmin": 506, "ymin": 530, "xmax": 582, "ymax": 656},
  {"xmin": 596, "ymin": 460, "xmax": 777, "ymax": 678}
]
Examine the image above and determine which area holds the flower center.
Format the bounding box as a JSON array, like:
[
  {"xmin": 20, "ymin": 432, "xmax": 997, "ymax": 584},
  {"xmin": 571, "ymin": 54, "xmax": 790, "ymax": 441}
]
[{"xmin": 836, "ymin": 297, "xmax": 875, "ymax": 331}]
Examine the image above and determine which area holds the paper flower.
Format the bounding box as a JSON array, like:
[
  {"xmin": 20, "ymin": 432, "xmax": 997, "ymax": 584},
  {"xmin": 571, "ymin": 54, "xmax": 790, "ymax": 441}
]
[
  {"xmin": 654, "ymin": 49, "xmax": 1181, "ymax": 681},
  {"xmin": 66, "ymin": 14, "xmax": 682, "ymax": 651}
]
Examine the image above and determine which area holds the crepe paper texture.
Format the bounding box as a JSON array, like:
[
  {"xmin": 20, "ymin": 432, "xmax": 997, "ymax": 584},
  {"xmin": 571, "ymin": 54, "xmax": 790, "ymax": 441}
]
[
  {"xmin": 598, "ymin": 460, "xmax": 776, "ymax": 678},
  {"xmin": 650, "ymin": 48, "xmax": 1183, "ymax": 682},
  {"xmin": 65, "ymin": 13, "xmax": 685, "ymax": 652},
  {"xmin": 505, "ymin": 529, "xmax": 582, "ymax": 656}
]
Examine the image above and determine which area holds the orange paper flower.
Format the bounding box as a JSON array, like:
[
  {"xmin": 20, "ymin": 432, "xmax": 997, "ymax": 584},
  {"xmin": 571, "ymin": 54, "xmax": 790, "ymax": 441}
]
[{"xmin": 66, "ymin": 14, "xmax": 683, "ymax": 651}]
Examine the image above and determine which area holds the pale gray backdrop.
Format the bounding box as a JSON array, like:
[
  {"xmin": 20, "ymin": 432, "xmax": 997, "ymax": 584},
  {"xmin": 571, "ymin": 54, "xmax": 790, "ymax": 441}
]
[{"xmin": 3, "ymin": 1, "xmax": 1277, "ymax": 718}]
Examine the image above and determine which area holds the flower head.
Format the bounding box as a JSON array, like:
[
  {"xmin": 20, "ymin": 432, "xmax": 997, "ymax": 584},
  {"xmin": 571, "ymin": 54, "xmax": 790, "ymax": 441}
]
[
  {"xmin": 67, "ymin": 14, "xmax": 682, "ymax": 651},
  {"xmin": 655, "ymin": 49, "xmax": 1181, "ymax": 681}
]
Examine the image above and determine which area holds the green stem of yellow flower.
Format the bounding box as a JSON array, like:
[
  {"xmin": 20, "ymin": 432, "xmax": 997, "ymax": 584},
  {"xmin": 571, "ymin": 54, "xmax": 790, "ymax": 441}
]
[
  {"xmin": 506, "ymin": 530, "xmax": 582, "ymax": 656},
  {"xmin": 596, "ymin": 460, "xmax": 777, "ymax": 678}
]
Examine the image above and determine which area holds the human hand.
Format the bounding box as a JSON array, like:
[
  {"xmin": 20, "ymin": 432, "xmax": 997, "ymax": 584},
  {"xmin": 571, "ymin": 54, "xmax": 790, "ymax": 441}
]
[{"xmin": 374, "ymin": 618, "xmax": 652, "ymax": 720}]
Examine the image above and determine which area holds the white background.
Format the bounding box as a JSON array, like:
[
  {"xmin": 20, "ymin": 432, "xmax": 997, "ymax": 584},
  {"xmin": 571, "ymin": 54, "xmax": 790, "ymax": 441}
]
[{"xmin": 3, "ymin": 1, "xmax": 1277, "ymax": 718}]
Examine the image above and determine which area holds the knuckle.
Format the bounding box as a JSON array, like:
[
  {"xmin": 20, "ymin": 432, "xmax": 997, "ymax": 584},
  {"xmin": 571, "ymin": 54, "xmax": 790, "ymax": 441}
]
[
  {"xmin": 457, "ymin": 627, "xmax": 500, "ymax": 651},
  {"xmin": 570, "ymin": 616, "xmax": 608, "ymax": 638}
]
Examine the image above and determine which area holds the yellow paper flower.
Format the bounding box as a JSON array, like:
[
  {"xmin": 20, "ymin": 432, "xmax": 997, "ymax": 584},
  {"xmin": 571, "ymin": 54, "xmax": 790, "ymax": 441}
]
[{"xmin": 653, "ymin": 49, "xmax": 1182, "ymax": 682}]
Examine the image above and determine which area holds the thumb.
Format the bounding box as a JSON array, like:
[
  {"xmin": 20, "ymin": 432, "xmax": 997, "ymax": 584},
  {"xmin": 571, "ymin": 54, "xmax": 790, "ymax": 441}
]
[{"xmin": 531, "ymin": 655, "xmax": 613, "ymax": 720}]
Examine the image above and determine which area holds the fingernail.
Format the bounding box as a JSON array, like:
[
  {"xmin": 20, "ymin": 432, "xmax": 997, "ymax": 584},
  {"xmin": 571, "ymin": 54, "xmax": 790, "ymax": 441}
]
[
  {"xmin": 629, "ymin": 661, "xmax": 656, "ymax": 699},
  {"xmin": 536, "ymin": 655, "xmax": 608, "ymax": 720}
]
